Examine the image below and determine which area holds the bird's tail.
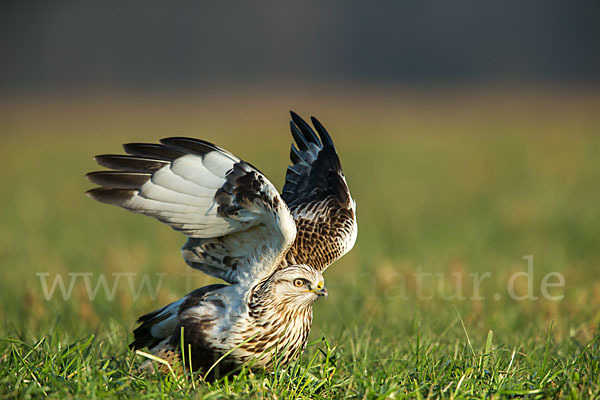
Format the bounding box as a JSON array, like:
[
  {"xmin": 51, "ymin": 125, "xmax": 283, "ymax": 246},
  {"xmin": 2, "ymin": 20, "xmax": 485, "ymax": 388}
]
[
  {"xmin": 130, "ymin": 299, "xmax": 183, "ymax": 351},
  {"xmin": 129, "ymin": 284, "xmax": 228, "ymax": 373}
]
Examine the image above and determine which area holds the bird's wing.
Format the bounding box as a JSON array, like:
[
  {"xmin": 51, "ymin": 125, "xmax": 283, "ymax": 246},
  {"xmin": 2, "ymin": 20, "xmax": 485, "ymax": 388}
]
[
  {"xmin": 281, "ymin": 112, "xmax": 357, "ymax": 271},
  {"xmin": 87, "ymin": 137, "xmax": 296, "ymax": 285}
]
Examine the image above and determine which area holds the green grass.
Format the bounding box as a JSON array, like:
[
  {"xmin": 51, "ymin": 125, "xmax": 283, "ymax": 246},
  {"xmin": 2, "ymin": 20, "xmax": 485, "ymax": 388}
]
[{"xmin": 1, "ymin": 87, "xmax": 600, "ymax": 398}]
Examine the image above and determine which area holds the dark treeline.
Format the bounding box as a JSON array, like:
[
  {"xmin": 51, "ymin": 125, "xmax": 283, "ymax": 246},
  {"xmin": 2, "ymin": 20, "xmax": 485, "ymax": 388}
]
[{"xmin": 1, "ymin": 0, "xmax": 599, "ymax": 91}]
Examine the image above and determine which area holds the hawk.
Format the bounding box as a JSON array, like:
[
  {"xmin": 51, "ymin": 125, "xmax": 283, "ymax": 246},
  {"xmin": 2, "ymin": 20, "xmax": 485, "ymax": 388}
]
[{"xmin": 86, "ymin": 112, "xmax": 357, "ymax": 377}]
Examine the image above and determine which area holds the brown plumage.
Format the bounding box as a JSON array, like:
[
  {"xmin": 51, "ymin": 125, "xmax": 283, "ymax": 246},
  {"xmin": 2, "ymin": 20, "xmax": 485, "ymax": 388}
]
[{"xmin": 86, "ymin": 112, "xmax": 357, "ymax": 379}]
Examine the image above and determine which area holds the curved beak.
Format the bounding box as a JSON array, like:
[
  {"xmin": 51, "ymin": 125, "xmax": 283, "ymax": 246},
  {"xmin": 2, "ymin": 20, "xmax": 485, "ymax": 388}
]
[
  {"xmin": 316, "ymin": 286, "xmax": 328, "ymax": 299},
  {"xmin": 303, "ymin": 281, "xmax": 328, "ymax": 298}
]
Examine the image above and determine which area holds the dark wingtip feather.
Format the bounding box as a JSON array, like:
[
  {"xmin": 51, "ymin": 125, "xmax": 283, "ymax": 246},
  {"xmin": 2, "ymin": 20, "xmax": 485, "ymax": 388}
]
[
  {"xmin": 290, "ymin": 121, "xmax": 310, "ymax": 151},
  {"xmin": 160, "ymin": 137, "xmax": 216, "ymax": 156},
  {"xmin": 290, "ymin": 111, "xmax": 320, "ymax": 144},
  {"xmin": 94, "ymin": 154, "xmax": 168, "ymax": 172},
  {"xmin": 282, "ymin": 114, "xmax": 349, "ymax": 206},
  {"xmin": 123, "ymin": 143, "xmax": 186, "ymax": 161},
  {"xmin": 289, "ymin": 110, "xmax": 301, "ymax": 122},
  {"xmin": 310, "ymin": 116, "xmax": 334, "ymax": 147},
  {"xmin": 160, "ymin": 137, "xmax": 239, "ymax": 161},
  {"xmin": 86, "ymin": 187, "xmax": 136, "ymax": 206},
  {"xmin": 290, "ymin": 144, "xmax": 303, "ymax": 164},
  {"xmin": 86, "ymin": 171, "xmax": 150, "ymax": 189}
]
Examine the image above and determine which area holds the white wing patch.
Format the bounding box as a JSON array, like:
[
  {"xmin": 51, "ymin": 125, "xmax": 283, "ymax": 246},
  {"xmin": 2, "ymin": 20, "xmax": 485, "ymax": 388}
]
[
  {"xmin": 87, "ymin": 137, "xmax": 296, "ymax": 285},
  {"xmin": 171, "ymin": 155, "xmax": 226, "ymax": 189}
]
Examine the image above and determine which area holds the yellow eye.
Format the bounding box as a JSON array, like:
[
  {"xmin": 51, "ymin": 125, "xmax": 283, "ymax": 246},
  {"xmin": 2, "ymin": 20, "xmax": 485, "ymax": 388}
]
[{"xmin": 293, "ymin": 279, "xmax": 304, "ymax": 287}]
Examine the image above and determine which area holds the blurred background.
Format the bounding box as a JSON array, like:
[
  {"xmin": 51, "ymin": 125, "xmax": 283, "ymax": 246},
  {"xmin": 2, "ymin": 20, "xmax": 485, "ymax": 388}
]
[
  {"xmin": 1, "ymin": 1, "xmax": 599, "ymax": 345},
  {"xmin": 2, "ymin": 1, "xmax": 600, "ymax": 90}
]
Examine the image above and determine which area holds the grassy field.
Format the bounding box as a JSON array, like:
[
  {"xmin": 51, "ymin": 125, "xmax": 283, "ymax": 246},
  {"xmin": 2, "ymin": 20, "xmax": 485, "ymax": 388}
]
[{"xmin": 1, "ymin": 87, "xmax": 599, "ymax": 398}]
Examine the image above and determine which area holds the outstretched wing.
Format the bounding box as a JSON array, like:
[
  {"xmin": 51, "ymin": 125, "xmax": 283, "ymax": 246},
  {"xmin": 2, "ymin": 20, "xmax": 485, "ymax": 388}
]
[
  {"xmin": 87, "ymin": 137, "xmax": 296, "ymax": 285},
  {"xmin": 282, "ymin": 112, "xmax": 357, "ymax": 271}
]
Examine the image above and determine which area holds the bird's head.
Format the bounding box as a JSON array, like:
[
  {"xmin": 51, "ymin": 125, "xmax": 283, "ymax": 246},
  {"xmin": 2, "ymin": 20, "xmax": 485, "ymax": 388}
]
[{"xmin": 266, "ymin": 264, "xmax": 327, "ymax": 307}]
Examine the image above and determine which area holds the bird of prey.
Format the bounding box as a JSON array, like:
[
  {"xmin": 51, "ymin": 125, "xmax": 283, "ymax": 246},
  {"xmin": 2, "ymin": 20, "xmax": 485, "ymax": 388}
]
[{"xmin": 86, "ymin": 112, "xmax": 357, "ymax": 377}]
